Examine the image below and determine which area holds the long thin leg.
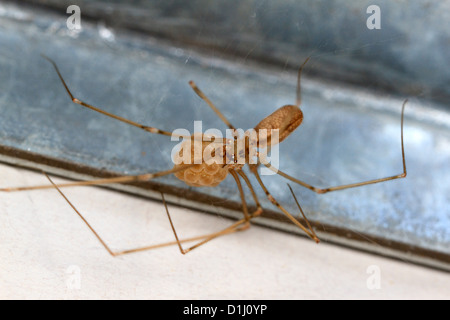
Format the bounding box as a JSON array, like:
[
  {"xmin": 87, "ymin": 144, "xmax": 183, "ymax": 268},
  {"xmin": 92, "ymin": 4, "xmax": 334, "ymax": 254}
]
[
  {"xmin": 162, "ymin": 192, "xmax": 248, "ymax": 254},
  {"xmin": 229, "ymin": 170, "xmax": 251, "ymax": 222},
  {"xmin": 188, "ymin": 81, "xmax": 236, "ymax": 131},
  {"xmin": 236, "ymin": 170, "xmax": 263, "ymax": 217},
  {"xmin": 189, "ymin": 56, "xmax": 309, "ymax": 130},
  {"xmin": 42, "ymin": 55, "xmax": 190, "ymax": 139},
  {"xmin": 45, "ymin": 173, "xmax": 115, "ymax": 256},
  {"xmin": 45, "ymin": 173, "xmax": 236, "ymax": 256},
  {"xmin": 162, "ymin": 170, "xmax": 269, "ymax": 255},
  {"xmin": 287, "ymin": 184, "xmax": 318, "ymax": 241},
  {"xmin": 296, "ymin": 57, "xmax": 310, "ymax": 107},
  {"xmin": 264, "ymin": 99, "xmax": 408, "ymax": 194},
  {"xmin": 0, "ymin": 164, "xmax": 198, "ymax": 192},
  {"xmin": 241, "ymin": 168, "xmax": 316, "ymax": 239},
  {"xmin": 250, "ymin": 166, "xmax": 320, "ymax": 243}
]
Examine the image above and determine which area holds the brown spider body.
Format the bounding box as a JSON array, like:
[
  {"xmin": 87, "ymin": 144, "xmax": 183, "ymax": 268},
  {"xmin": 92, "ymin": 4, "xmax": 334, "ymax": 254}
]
[
  {"xmin": 173, "ymin": 134, "xmax": 229, "ymax": 187},
  {"xmin": 0, "ymin": 56, "xmax": 407, "ymax": 254},
  {"xmin": 173, "ymin": 104, "xmax": 304, "ymax": 188}
]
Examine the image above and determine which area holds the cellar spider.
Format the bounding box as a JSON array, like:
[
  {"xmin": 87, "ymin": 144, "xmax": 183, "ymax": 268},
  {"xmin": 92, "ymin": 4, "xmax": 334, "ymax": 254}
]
[{"xmin": 1, "ymin": 56, "xmax": 407, "ymax": 256}]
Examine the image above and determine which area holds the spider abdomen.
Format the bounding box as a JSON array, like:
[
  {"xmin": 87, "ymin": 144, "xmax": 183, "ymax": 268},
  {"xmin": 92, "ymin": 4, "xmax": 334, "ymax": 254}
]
[
  {"xmin": 174, "ymin": 163, "xmax": 228, "ymax": 187},
  {"xmin": 173, "ymin": 134, "xmax": 229, "ymax": 187}
]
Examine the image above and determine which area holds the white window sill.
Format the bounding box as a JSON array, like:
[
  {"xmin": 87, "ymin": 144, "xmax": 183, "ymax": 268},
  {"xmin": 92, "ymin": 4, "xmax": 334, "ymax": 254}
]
[{"xmin": 1, "ymin": 163, "xmax": 448, "ymax": 300}]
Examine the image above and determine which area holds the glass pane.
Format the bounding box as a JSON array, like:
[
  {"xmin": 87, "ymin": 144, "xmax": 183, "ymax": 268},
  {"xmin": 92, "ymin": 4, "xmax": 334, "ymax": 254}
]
[{"xmin": 1, "ymin": 1, "xmax": 449, "ymax": 271}]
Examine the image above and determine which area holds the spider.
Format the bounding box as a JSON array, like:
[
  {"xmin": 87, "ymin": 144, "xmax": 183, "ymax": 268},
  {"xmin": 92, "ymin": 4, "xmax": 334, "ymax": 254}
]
[{"xmin": 1, "ymin": 56, "xmax": 407, "ymax": 255}]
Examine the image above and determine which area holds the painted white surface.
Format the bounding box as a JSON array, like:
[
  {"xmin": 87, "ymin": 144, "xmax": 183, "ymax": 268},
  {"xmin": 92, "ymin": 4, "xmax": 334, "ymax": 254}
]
[{"xmin": 0, "ymin": 163, "xmax": 449, "ymax": 300}]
